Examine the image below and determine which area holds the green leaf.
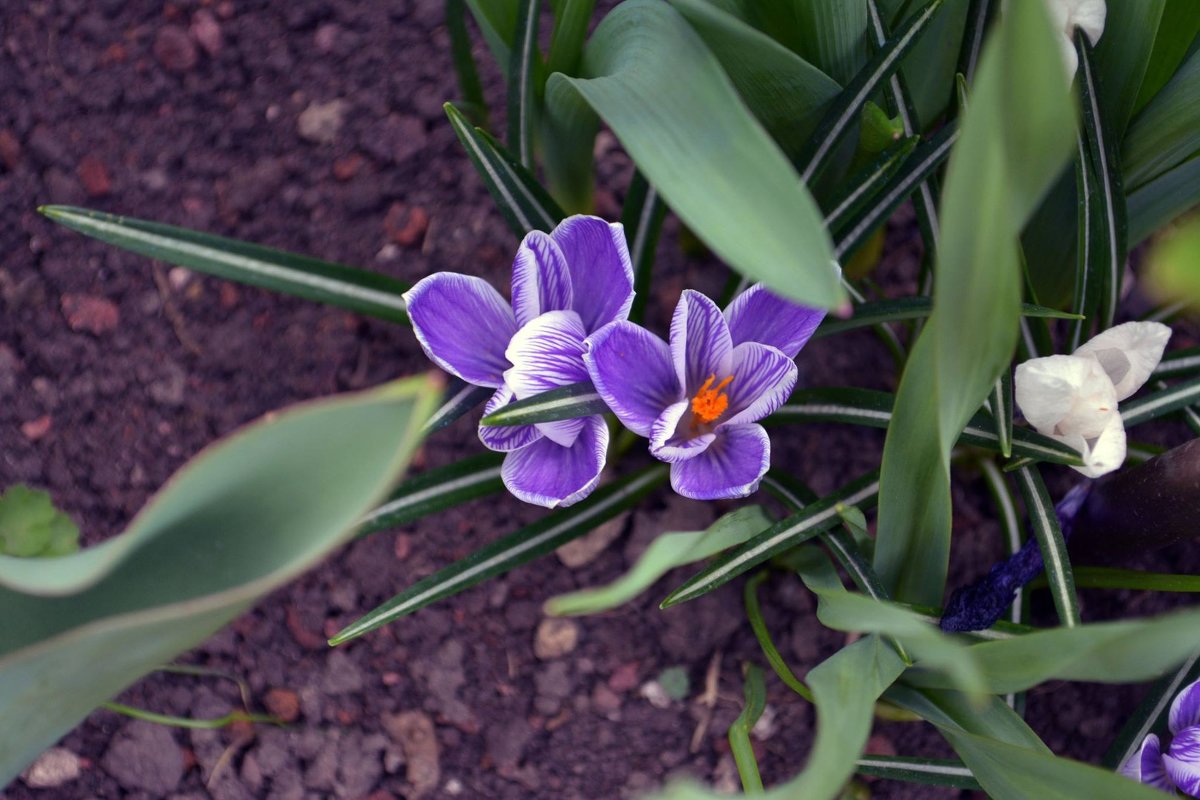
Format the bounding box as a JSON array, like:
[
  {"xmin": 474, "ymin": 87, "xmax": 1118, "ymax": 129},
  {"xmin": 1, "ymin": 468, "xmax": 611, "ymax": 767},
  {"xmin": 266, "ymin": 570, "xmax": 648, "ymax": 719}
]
[
  {"xmin": 1132, "ymin": 0, "xmax": 1200, "ymax": 115},
  {"xmin": 669, "ymin": 0, "xmax": 842, "ymax": 157},
  {"xmin": 1127, "ymin": 153, "xmax": 1200, "ymax": 245},
  {"xmin": 547, "ymin": 0, "xmax": 844, "ymax": 309},
  {"xmin": 1104, "ymin": 649, "xmax": 1200, "ymax": 769},
  {"xmin": 545, "ymin": 506, "xmax": 771, "ymax": 616},
  {"xmin": 479, "ymin": 381, "xmax": 607, "ymax": 427},
  {"xmin": 873, "ymin": 0, "xmax": 1075, "ymax": 605},
  {"xmin": 0, "ymin": 486, "xmax": 79, "ymax": 559},
  {"xmin": 797, "ymin": 0, "xmax": 946, "ymax": 184},
  {"xmin": 1067, "ymin": 135, "xmax": 1103, "ymax": 351},
  {"xmin": 0, "ymin": 377, "xmax": 438, "ymax": 784},
  {"xmin": 1032, "ymin": 566, "xmax": 1200, "ymax": 593},
  {"xmin": 1091, "ymin": 0, "xmax": 1166, "ymax": 138},
  {"xmin": 356, "ymin": 452, "xmax": 505, "ymax": 537},
  {"xmin": 623, "ymin": 171, "xmax": 668, "ymax": 324},
  {"xmin": 423, "ymin": 379, "xmax": 494, "ymax": 434},
  {"xmin": 987, "ymin": 368, "xmax": 1013, "ymax": 459},
  {"xmin": 743, "ymin": 571, "xmax": 813, "ymax": 700},
  {"xmin": 1120, "ymin": 374, "xmax": 1200, "ymax": 427},
  {"xmin": 546, "ymin": 0, "xmax": 595, "ymax": 76},
  {"xmin": 507, "ymin": 0, "xmax": 539, "ymax": 168},
  {"xmin": 446, "ymin": 0, "xmax": 489, "ymax": 127},
  {"xmin": 1124, "ymin": 47, "xmax": 1200, "ymax": 190},
  {"xmin": 1154, "ymin": 346, "xmax": 1200, "ymax": 379},
  {"xmin": 39, "ymin": 206, "xmax": 411, "ymax": 325},
  {"xmin": 444, "ymin": 102, "xmax": 565, "ymax": 237},
  {"xmin": 855, "ymin": 755, "xmax": 980, "ymax": 790},
  {"xmin": 979, "ymin": 459, "xmax": 1028, "ymax": 711},
  {"xmin": 728, "ymin": 663, "xmax": 767, "ymax": 793},
  {"xmin": 1013, "ymin": 465, "xmax": 1079, "ymax": 628},
  {"xmin": 331, "ymin": 465, "xmax": 667, "ymax": 643},
  {"xmin": 793, "ymin": 0, "xmax": 869, "ymax": 85},
  {"xmin": 464, "ymin": 0, "xmax": 519, "ymax": 67},
  {"xmin": 822, "ymin": 135, "xmax": 918, "ymax": 232},
  {"xmin": 661, "ymin": 470, "xmax": 880, "ymax": 608}
]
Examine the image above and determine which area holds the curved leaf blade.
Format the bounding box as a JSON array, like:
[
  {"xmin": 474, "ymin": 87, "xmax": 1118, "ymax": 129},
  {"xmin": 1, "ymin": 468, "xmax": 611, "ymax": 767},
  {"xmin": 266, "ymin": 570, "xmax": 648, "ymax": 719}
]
[
  {"xmin": 356, "ymin": 452, "xmax": 505, "ymax": 537},
  {"xmin": 480, "ymin": 381, "xmax": 607, "ymax": 427},
  {"xmin": 1013, "ymin": 465, "xmax": 1079, "ymax": 628}
]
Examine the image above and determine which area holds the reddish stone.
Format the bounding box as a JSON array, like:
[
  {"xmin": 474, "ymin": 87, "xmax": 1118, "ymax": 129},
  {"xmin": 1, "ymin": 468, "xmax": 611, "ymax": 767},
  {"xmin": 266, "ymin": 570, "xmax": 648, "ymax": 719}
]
[
  {"xmin": 284, "ymin": 605, "xmax": 326, "ymax": 650},
  {"xmin": 154, "ymin": 25, "xmax": 198, "ymax": 73},
  {"xmin": 0, "ymin": 130, "xmax": 20, "ymax": 170},
  {"xmin": 382, "ymin": 202, "xmax": 429, "ymax": 247},
  {"xmin": 332, "ymin": 152, "xmax": 364, "ymax": 181},
  {"xmin": 189, "ymin": 10, "xmax": 222, "ymax": 56},
  {"xmin": 218, "ymin": 283, "xmax": 240, "ymax": 309},
  {"xmin": 263, "ymin": 688, "xmax": 301, "ymax": 723},
  {"xmin": 100, "ymin": 43, "xmax": 128, "ymax": 65},
  {"xmin": 21, "ymin": 415, "xmax": 52, "ymax": 441},
  {"xmin": 78, "ymin": 156, "xmax": 112, "ymax": 197},
  {"xmin": 61, "ymin": 294, "xmax": 119, "ymax": 334},
  {"xmin": 608, "ymin": 661, "xmax": 639, "ymax": 692},
  {"xmin": 393, "ymin": 532, "xmax": 412, "ymax": 561}
]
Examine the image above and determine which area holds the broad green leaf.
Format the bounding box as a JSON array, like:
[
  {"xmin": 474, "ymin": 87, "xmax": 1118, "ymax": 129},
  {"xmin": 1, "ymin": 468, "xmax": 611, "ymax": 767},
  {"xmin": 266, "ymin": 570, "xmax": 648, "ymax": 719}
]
[
  {"xmin": 1132, "ymin": 0, "xmax": 1200, "ymax": 115},
  {"xmin": 874, "ymin": 0, "xmax": 1075, "ymax": 605},
  {"xmin": 479, "ymin": 381, "xmax": 606, "ymax": 427},
  {"xmin": 1012, "ymin": 465, "xmax": 1079, "ymax": 627},
  {"xmin": 546, "ymin": 0, "xmax": 595, "ymax": 76},
  {"xmin": 1144, "ymin": 216, "xmax": 1200, "ymax": 311},
  {"xmin": 792, "ymin": 0, "xmax": 869, "ymax": 86},
  {"xmin": 855, "ymin": 755, "xmax": 980, "ymax": 790},
  {"xmin": 544, "ymin": 506, "xmax": 771, "ymax": 616},
  {"xmin": 331, "ymin": 465, "xmax": 667, "ymax": 643},
  {"xmin": 546, "ymin": 0, "xmax": 844, "ymax": 309},
  {"xmin": 445, "ymin": 102, "xmax": 566, "ymax": 237},
  {"xmin": 669, "ymin": 0, "xmax": 841, "ymax": 158},
  {"xmin": 892, "ymin": 0, "xmax": 970, "ymax": 130},
  {"xmin": 1120, "ymin": 375, "xmax": 1200, "ymax": 427},
  {"xmin": 728, "ymin": 664, "xmax": 767, "ymax": 793},
  {"xmin": 1104, "ymin": 649, "xmax": 1200, "ymax": 769},
  {"xmin": 0, "ymin": 486, "xmax": 79, "ymax": 559},
  {"xmin": 423, "ymin": 378, "xmax": 493, "ymax": 434},
  {"xmin": 507, "ymin": 0, "xmax": 539, "ymax": 168},
  {"xmin": 39, "ymin": 206, "xmax": 411, "ymax": 325},
  {"xmin": 356, "ymin": 452, "xmax": 505, "ymax": 537},
  {"xmin": 623, "ymin": 171, "xmax": 668, "ymax": 324},
  {"xmin": 1092, "ymin": 0, "xmax": 1166, "ymax": 138},
  {"xmin": 1127, "ymin": 153, "xmax": 1200, "ymax": 245},
  {"xmin": 884, "ymin": 685, "xmax": 1049, "ymax": 750},
  {"xmin": 447, "ymin": 0, "xmax": 489, "ymax": 127},
  {"xmin": 0, "ymin": 376, "xmax": 439, "ymax": 785},
  {"xmin": 1124, "ymin": 48, "xmax": 1200, "ymax": 189}
]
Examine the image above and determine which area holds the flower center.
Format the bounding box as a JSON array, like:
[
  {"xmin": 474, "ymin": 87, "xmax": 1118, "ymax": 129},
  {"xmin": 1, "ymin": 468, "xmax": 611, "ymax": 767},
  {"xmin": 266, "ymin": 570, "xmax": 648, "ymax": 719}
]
[{"xmin": 690, "ymin": 373, "xmax": 733, "ymax": 425}]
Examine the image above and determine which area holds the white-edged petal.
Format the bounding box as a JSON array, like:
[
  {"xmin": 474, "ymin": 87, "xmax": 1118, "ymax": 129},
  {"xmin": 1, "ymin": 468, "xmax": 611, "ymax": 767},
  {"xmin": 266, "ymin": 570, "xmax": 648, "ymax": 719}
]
[{"xmin": 1074, "ymin": 321, "xmax": 1172, "ymax": 401}]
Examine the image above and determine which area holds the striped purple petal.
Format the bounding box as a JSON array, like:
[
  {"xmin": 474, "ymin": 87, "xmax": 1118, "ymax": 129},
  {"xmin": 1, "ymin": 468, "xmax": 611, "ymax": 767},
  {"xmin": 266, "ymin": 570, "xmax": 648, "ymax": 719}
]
[
  {"xmin": 584, "ymin": 321, "xmax": 680, "ymax": 437},
  {"xmin": 669, "ymin": 423, "xmax": 770, "ymax": 500},
  {"xmin": 500, "ymin": 415, "xmax": 609, "ymax": 508},
  {"xmin": 1165, "ymin": 726, "xmax": 1200, "ymax": 796},
  {"xmin": 1171, "ymin": 679, "xmax": 1200, "ymax": 735},
  {"xmin": 723, "ymin": 342, "xmax": 797, "ymax": 426},
  {"xmin": 724, "ymin": 283, "xmax": 826, "ymax": 358},
  {"xmin": 504, "ymin": 310, "xmax": 590, "ymax": 447},
  {"xmin": 511, "ymin": 231, "xmax": 573, "ymax": 328},
  {"xmin": 478, "ymin": 385, "xmax": 543, "ymax": 452},
  {"xmin": 649, "ymin": 400, "xmax": 715, "ymax": 463},
  {"xmin": 670, "ymin": 290, "xmax": 733, "ymax": 397},
  {"xmin": 550, "ymin": 215, "xmax": 635, "ymax": 333},
  {"xmin": 404, "ymin": 272, "xmax": 517, "ymax": 388},
  {"xmin": 1120, "ymin": 734, "xmax": 1174, "ymax": 792}
]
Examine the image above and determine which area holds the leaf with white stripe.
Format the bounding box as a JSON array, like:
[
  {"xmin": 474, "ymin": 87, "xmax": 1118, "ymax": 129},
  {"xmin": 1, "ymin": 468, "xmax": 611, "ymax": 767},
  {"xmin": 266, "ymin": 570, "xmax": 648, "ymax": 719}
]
[
  {"xmin": 1068, "ymin": 134, "xmax": 1100, "ymax": 351},
  {"xmin": 797, "ymin": 0, "xmax": 946, "ymax": 184},
  {"xmin": 822, "ymin": 135, "xmax": 917, "ymax": 232},
  {"xmin": 447, "ymin": 0, "xmax": 489, "ymax": 127},
  {"xmin": 856, "ymin": 755, "xmax": 981, "ymax": 790},
  {"xmin": 988, "ymin": 368, "xmax": 1014, "ymax": 459},
  {"xmin": 356, "ymin": 453, "xmax": 505, "ymax": 537},
  {"xmin": 479, "ymin": 381, "xmax": 607, "ymax": 427},
  {"xmin": 661, "ymin": 470, "xmax": 881, "ymax": 607},
  {"xmin": 814, "ymin": 298, "xmax": 1079, "ymax": 340},
  {"xmin": 331, "ymin": 465, "xmax": 667, "ymax": 643},
  {"xmin": 445, "ymin": 102, "xmax": 564, "ymax": 238},
  {"xmin": 980, "ymin": 458, "xmax": 1028, "ymax": 712},
  {"xmin": 39, "ymin": 206, "xmax": 411, "ymax": 324},
  {"xmin": 424, "ymin": 378, "xmax": 494, "ymax": 434},
  {"xmin": 1013, "ymin": 464, "xmax": 1080, "ymax": 628},
  {"xmin": 623, "ymin": 170, "xmax": 667, "ymax": 324},
  {"xmin": 1153, "ymin": 347, "xmax": 1200, "ymax": 379},
  {"xmin": 1104, "ymin": 648, "xmax": 1200, "ymax": 769},
  {"xmin": 507, "ymin": 0, "xmax": 539, "ymax": 168},
  {"xmin": 1121, "ymin": 375, "xmax": 1200, "ymax": 428}
]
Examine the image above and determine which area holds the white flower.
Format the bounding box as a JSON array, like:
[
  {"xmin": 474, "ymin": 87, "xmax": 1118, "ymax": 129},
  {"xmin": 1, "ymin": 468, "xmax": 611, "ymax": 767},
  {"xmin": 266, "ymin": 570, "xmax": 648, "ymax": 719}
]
[
  {"xmin": 1043, "ymin": 0, "xmax": 1106, "ymax": 77},
  {"xmin": 1014, "ymin": 321, "xmax": 1171, "ymax": 478}
]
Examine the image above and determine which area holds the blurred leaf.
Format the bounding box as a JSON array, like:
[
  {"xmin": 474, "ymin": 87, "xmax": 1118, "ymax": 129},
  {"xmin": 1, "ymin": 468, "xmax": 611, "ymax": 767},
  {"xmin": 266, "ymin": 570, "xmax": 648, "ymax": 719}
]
[
  {"xmin": 623, "ymin": 171, "xmax": 668, "ymax": 324},
  {"xmin": 331, "ymin": 465, "xmax": 667, "ymax": 643},
  {"xmin": 744, "ymin": 571, "xmax": 812, "ymax": 699},
  {"xmin": 356, "ymin": 452, "xmax": 505, "ymax": 537},
  {"xmin": 545, "ymin": 506, "xmax": 771, "ymax": 616},
  {"xmin": 1124, "ymin": 48, "xmax": 1200, "ymax": 190},
  {"xmin": 464, "ymin": 0, "xmax": 519, "ymax": 67},
  {"xmin": 1104, "ymin": 649, "xmax": 1200, "ymax": 769},
  {"xmin": 670, "ymin": 0, "xmax": 841, "ymax": 157},
  {"xmin": 729, "ymin": 663, "xmax": 767, "ymax": 793},
  {"xmin": 423, "ymin": 378, "xmax": 494, "ymax": 434},
  {"xmin": 445, "ymin": 102, "xmax": 566, "ymax": 237},
  {"xmin": 855, "ymin": 755, "xmax": 980, "ymax": 790},
  {"xmin": 0, "ymin": 377, "xmax": 439, "ymax": 785},
  {"xmin": 39, "ymin": 206, "xmax": 411, "ymax": 325},
  {"xmin": 1012, "ymin": 465, "xmax": 1079, "ymax": 628},
  {"xmin": 874, "ymin": 0, "xmax": 1076, "ymax": 605},
  {"xmin": 0, "ymin": 486, "xmax": 79, "ymax": 559},
  {"xmin": 507, "ymin": 0, "xmax": 539, "ymax": 168},
  {"xmin": 1120, "ymin": 375, "xmax": 1200, "ymax": 427},
  {"xmin": 814, "ymin": 298, "xmax": 1078, "ymax": 339},
  {"xmin": 1127, "ymin": 153, "xmax": 1200, "ymax": 245},
  {"xmin": 1032, "ymin": 567, "xmax": 1200, "ymax": 593},
  {"xmin": 480, "ymin": 381, "xmax": 606, "ymax": 427},
  {"xmin": 893, "ymin": 0, "xmax": 970, "ymax": 130},
  {"xmin": 1143, "ymin": 216, "xmax": 1200, "ymax": 310},
  {"xmin": 1153, "ymin": 346, "xmax": 1200, "ymax": 379},
  {"xmin": 548, "ymin": 0, "xmax": 844, "ymax": 308},
  {"xmin": 446, "ymin": 0, "xmax": 489, "ymax": 127},
  {"xmin": 1092, "ymin": 0, "xmax": 1166, "ymax": 138},
  {"xmin": 547, "ymin": 0, "xmax": 595, "ymax": 75},
  {"xmin": 1132, "ymin": 0, "xmax": 1200, "ymax": 115}
]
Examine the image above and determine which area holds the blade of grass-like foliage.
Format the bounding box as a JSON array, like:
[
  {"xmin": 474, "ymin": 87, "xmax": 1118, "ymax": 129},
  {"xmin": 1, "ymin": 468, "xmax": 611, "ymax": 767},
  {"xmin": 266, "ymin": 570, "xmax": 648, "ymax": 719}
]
[
  {"xmin": 39, "ymin": 206, "xmax": 411, "ymax": 324},
  {"xmin": 464, "ymin": 0, "xmax": 519, "ymax": 67},
  {"xmin": 987, "ymin": 369, "xmax": 1013, "ymax": 459},
  {"xmin": 874, "ymin": 0, "xmax": 1075, "ymax": 605},
  {"xmin": 1127, "ymin": 153, "xmax": 1200, "ymax": 245},
  {"xmin": 822, "ymin": 136, "xmax": 918, "ymax": 231},
  {"xmin": 331, "ymin": 465, "xmax": 667, "ymax": 644},
  {"xmin": 546, "ymin": 0, "xmax": 594, "ymax": 75},
  {"xmin": 547, "ymin": 0, "xmax": 844, "ymax": 309},
  {"xmin": 100, "ymin": 701, "xmax": 276, "ymax": 730},
  {"xmin": 955, "ymin": 0, "xmax": 992, "ymax": 87},
  {"xmin": 1132, "ymin": 0, "xmax": 1200, "ymax": 115},
  {"xmin": 507, "ymin": 0, "xmax": 539, "ymax": 168},
  {"xmin": 1104, "ymin": 648, "xmax": 1200, "ymax": 769},
  {"xmin": 356, "ymin": 452, "xmax": 505, "ymax": 537},
  {"xmin": 767, "ymin": 388, "xmax": 1085, "ymax": 466},
  {"xmin": 743, "ymin": 571, "xmax": 813, "ymax": 700},
  {"xmin": 1120, "ymin": 375, "xmax": 1200, "ymax": 427},
  {"xmin": 1123, "ymin": 47, "xmax": 1200, "ymax": 190},
  {"xmin": 622, "ymin": 171, "xmax": 667, "ymax": 324},
  {"xmin": 1077, "ymin": 32, "xmax": 1127, "ymax": 331},
  {"xmin": 543, "ymin": 506, "xmax": 771, "ymax": 616},
  {"xmin": 1033, "ymin": 567, "xmax": 1200, "ymax": 593},
  {"xmin": 980, "ymin": 459, "xmax": 1027, "ymax": 712},
  {"xmin": 661, "ymin": 471, "xmax": 880, "ymax": 608},
  {"xmin": 1091, "ymin": 0, "xmax": 1165, "ymax": 138},
  {"xmin": 814, "ymin": 298, "xmax": 1077, "ymax": 339},
  {"xmin": 728, "ymin": 663, "xmax": 767, "ymax": 793},
  {"xmin": 0, "ymin": 377, "xmax": 438, "ymax": 784},
  {"xmin": 1013, "ymin": 464, "xmax": 1080, "ymax": 627},
  {"xmin": 447, "ymin": 0, "xmax": 489, "ymax": 127},
  {"xmin": 832, "ymin": 121, "xmax": 958, "ymax": 260},
  {"xmin": 669, "ymin": 0, "xmax": 842, "ymax": 158},
  {"xmin": 479, "ymin": 381, "xmax": 606, "ymax": 427},
  {"xmin": 855, "ymin": 755, "xmax": 980, "ymax": 790},
  {"xmin": 884, "ymin": 685, "xmax": 1048, "ymax": 749},
  {"xmin": 445, "ymin": 102, "xmax": 564, "ymax": 237},
  {"xmin": 1068, "ymin": 134, "xmax": 1100, "ymax": 350},
  {"xmin": 1155, "ymin": 347, "xmax": 1200, "ymax": 379},
  {"xmin": 798, "ymin": 0, "xmax": 946, "ymax": 184},
  {"xmin": 423, "ymin": 379, "xmax": 493, "ymax": 434}
]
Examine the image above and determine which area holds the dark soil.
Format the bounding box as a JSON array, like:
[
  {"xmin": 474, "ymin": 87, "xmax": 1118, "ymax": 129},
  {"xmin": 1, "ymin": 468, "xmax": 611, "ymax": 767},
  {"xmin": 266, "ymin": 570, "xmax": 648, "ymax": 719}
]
[{"xmin": 1, "ymin": 2, "xmax": 1196, "ymax": 799}]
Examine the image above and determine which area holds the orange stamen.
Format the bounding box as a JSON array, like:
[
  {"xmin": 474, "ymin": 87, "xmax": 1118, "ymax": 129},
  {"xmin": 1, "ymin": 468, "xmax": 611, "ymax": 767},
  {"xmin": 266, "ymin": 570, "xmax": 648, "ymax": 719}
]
[{"xmin": 690, "ymin": 373, "xmax": 734, "ymax": 425}]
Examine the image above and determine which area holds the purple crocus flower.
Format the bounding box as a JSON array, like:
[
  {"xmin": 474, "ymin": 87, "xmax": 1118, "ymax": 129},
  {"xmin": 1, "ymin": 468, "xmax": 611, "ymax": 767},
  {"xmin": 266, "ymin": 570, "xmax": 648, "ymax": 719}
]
[
  {"xmin": 584, "ymin": 286, "xmax": 824, "ymax": 500},
  {"xmin": 1122, "ymin": 677, "xmax": 1200, "ymax": 795},
  {"xmin": 404, "ymin": 215, "xmax": 634, "ymax": 508}
]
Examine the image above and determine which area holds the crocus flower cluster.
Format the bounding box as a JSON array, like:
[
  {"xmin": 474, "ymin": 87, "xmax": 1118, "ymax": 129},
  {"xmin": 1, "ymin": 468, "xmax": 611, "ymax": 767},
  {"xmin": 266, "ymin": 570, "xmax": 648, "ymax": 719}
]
[
  {"xmin": 1122, "ymin": 677, "xmax": 1200, "ymax": 795},
  {"xmin": 1014, "ymin": 321, "xmax": 1172, "ymax": 478},
  {"xmin": 585, "ymin": 285, "xmax": 824, "ymax": 500},
  {"xmin": 405, "ymin": 215, "xmax": 634, "ymax": 508}
]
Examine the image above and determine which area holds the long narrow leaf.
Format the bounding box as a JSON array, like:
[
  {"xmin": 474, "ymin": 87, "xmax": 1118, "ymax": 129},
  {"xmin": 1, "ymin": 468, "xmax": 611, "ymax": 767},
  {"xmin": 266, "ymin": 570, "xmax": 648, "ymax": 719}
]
[
  {"xmin": 507, "ymin": 0, "xmax": 539, "ymax": 168},
  {"xmin": 356, "ymin": 452, "xmax": 505, "ymax": 537},
  {"xmin": 1013, "ymin": 464, "xmax": 1080, "ymax": 627},
  {"xmin": 744, "ymin": 572, "xmax": 812, "ymax": 700},
  {"xmin": 988, "ymin": 369, "xmax": 1014, "ymax": 459},
  {"xmin": 1153, "ymin": 347, "xmax": 1200, "ymax": 379},
  {"xmin": 1104, "ymin": 648, "xmax": 1200, "ymax": 769},
  {"xmin": 447, "ymin": 0, "xmax": 489, "ymax": 127},
  {"xmin": 423, "ymin": 379, "xmax": 493, "ymax": 434},
  {"xmin": 39, "ymin": 206, "xmax": 410, "ymax": 324},
  {"xmin": 980, "ymin": 458, "xmax": 1028, "ymax": 712},
  {"xmin": 728, "ymin": 664, "xmax": 767, "ymax": 794},
  {"xmin": 1120, "ymin": 375, "xmax": 1200, "ymax": 427},
  {"xmin": 814, "ymin": 297, "xmax": 1078, "ymax": 339},
  {"xmin": 546, "ymin": 0, "xmax": 595, "ymax": 76},
  {"xmin": 1068, "ymin": 134, "xmax": 1099, "ymax": 351},
  {"xmin": 331, "ymin": 465, "xmax": 667, "ymax": 643},
  {"xmin": 822, "ymin": 136, "xmax": 918, "ymax": 231},
  {"xmin": 479, "ymin": 381, "xmax": 606, "ymax": 426},
  {"xmin": 855, "ymin": 755, "xmax": 980, "ymax": 790},
  {"xmin": 623, "ymin": 171, "xmax": 668, "ymax": 324}
]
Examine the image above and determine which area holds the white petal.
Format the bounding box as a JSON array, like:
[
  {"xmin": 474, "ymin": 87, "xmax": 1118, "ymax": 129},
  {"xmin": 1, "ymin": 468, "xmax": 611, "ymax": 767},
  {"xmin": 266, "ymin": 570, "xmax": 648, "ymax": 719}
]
[
  {"xmin": 1074, "ymin": 321, "xmax": 1172, "ymax": 401},
  {"xmin": 1014, "ymin": 354, "xmax": 1116, "ymax": 439},
  {"xmin": 1069, "ymin": 411, "xmax": 1126, "ymax": 478},
  {"xmin": 1071, "ymin": 0, "xmax": 1107, "ymax": 44}
]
